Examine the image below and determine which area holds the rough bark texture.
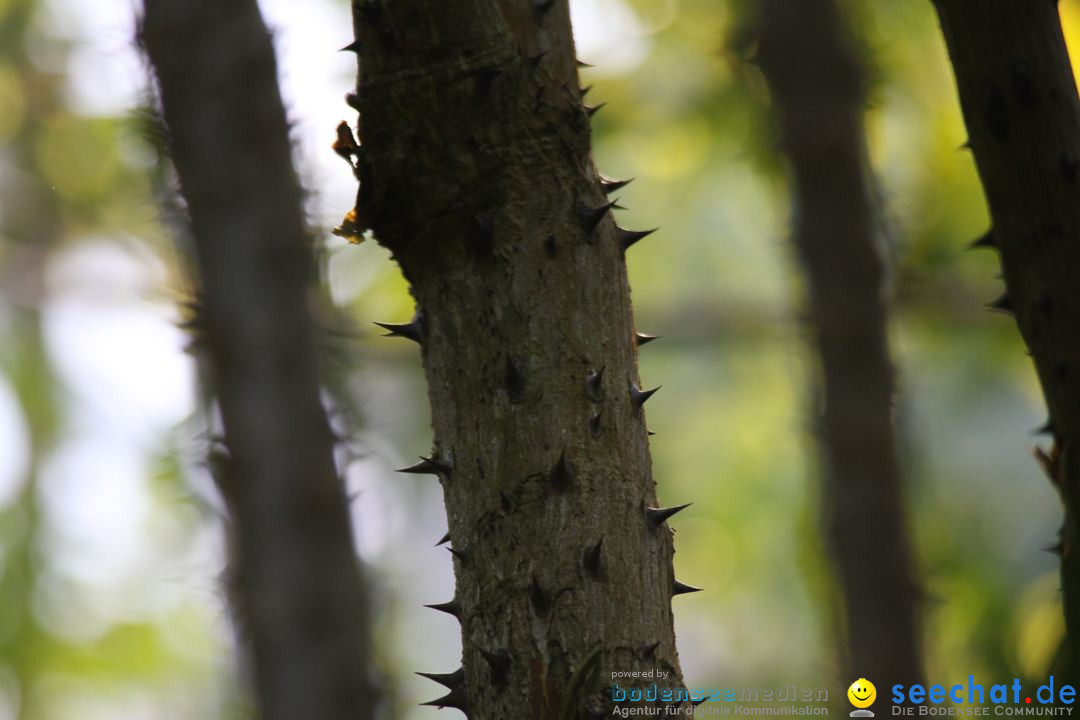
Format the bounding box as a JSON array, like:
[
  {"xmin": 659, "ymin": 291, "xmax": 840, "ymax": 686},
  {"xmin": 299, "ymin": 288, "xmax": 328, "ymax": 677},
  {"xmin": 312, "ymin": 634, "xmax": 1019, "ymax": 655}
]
[
  {"xmin": 758, "ymin": 0, "xmax": 923, "ymax": 687},
  {"xmin": 347, "ymin": 0, "xmax": 691, "ymax": 717},
  {"xmin": 140, "ymin": 2, "xmax": 379, "ymax": 718},
  {"xmin": 933, "ymin": 0, "xmax": 1080, "ymax": 682}
]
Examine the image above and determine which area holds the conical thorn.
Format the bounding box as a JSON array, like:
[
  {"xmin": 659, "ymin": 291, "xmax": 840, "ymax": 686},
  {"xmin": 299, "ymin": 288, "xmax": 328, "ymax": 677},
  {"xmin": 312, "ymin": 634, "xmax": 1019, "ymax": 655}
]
[
  {"xmin": 673, "ymin": 579, "xmax": 703, "ymax": 596},
  {"xmin": 549, "ymin": 448, "xmax": 574, "ymax": 491},
  {"xmin": 373, "ymin": 312, "xmax": 424, "ymax": 343},
  {"xmin": 424, "ymin": 598, "xmax": 461, "ymax": 618},
  {"xmin": 435, "ymin": 531, "xmax": 451, "ymax": 546},
  {"xmin": 617, "ymin": 227, "xmax": 657, "ymax": 252},
  {"xmin": 397, "ymin": 455, "xmax": 452, "ymax": 477},
  {"xmin": 969, "ymin": 230, "xmax": 997, "ymax": 250},
  {"xmin": 420, "ymin": 685, "xmax": 469, "ymax": 712},
  {"xmin": 585, "ymin": 366, "xmax": 605, "ymax": 401},
  {"xmin": 635, "ymin": 331, "xmax": 659, "ymax": 346},
  {"xmin": 630, "ymin": 381, "xmax": 660, "ymax": 408},
  {"xmin": 530, "ymin": 574, "xmax": 551, "ymax": 616},
  {"xmin": 447, "ymin": 546, "xmax": 468, "ymax": 563},
  {"xmin": 476, "ymin": 645, "xmax": 511, "ymax": 684},
  {"xmin": 576, "ymin": 198, "xmax": 617, "ymax": 234},
  {"xmin": 340, "ymin": 40, "xmax": 360, "ymax": 53},
  {"xmin": 416, "ymin": 668, "xmax": 465, "ymax": 690},
  {"xmin": 588, "ymin": 410, "xmax": 603, "ymax": 438},
  {"xmin": 583, "ymin": 537, "xmax": 604, "ymax": 578},
  {"xmin": 987, "ymin": 292, "xmax": 1014, "ymax": 315},
  {"xmin": 647, "ymin": 502, "xmax": 692, "ymax": 529},
  {"xmin": 599, "ymin": 175, "xmax": 633, "ymax": 194},
  {"xmin": 585, "ymin": 102, "xmax": 606, "ymax": 117}
]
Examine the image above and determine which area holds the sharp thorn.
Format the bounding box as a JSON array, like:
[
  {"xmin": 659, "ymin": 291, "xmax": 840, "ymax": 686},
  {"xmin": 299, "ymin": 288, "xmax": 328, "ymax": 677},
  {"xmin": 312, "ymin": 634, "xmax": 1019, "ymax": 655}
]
[
  {"xmin": 987, "ymin": 292, "xmax": 1014, "ymax": 315},
  {"xmin": 585, "ymin": 102, "xmax": 606, "ymax": 117},
  {"xmin": 647, "ymin": 430, "xmax": 655, "ymax": 436},
  {"xmin": 373, "ymin": 312, "xmax": 424, "ymax": 342},
  {"xmin": 416, "ymin": 668, "xmax": 465, "ymax": 690},
  {"xmin": 580, "ymin": 84, "xmax": 593, "ymax": 97},
  {"xmin": 577, "ymin": 59, "xmax": 594, "ymax": 68},
  {"xmin": 435, "ymin": 531, "xmax": 451, "ymax": 546},
  {"xmin": 1045, "ymin": 541, "xmax": 1064, "ymax": 556},
  {"xmin": 583, "ymin": 537, "xmax": 604, "ymax": 578},
  {"xmin": 1034, "ymin": 420, "xmax": 1056, "ymax": 437},
  {"xmin": 647, "ymin": 503, "xmax": 691, "ymax": 529},
  {"xmin": 424, "ymin": 599, "xmax": 461, "ymax": 618},
  {"xmin": 533, "ymin": 0, "xmax": 556, "ymax": 13},
  {"xmin": 635, "ymin": 332, "xmax": 659, "ymax": 346},
  {"xmin": 476, "ymin": 645, "xmax": 511, "ymax": 684},
  {"xmin": 420, "ymin": 685, "xmax": 469, "ymax": 712},
  {"xmin": 340, "ymin": 40, "xmax": 360, "ymax": 53},
  {"xmin": 585, "ymin": 366, "xmax": 605, "ymax": 401},
  {"xmin": 641, "ymin": 641, "xmax": 660, "ymax": 659},
  {"xmin": 397, "ymin": 455, "xmax": 452, "ymax": 477},
  {"xmin": 576, "ymin": 198, "xmax": 617, "ymax": 234},
  {"xmin": 599, "ymin": 175, "xmax": 633, "ymax": 194},
  {"xmin": 549, "ymin": 448, "xmax": 574, "ymax": 491},
  {"xmin": 969, "ymin": 230, "xmax": 997, "ymax": 250},
  {"xmin": 673, "ymin": 580, "xmax": 703, "ymax": 596},
  {"xmin": 617, "ymin": 227, "xmax": 657, "ymax": 252},
  {"xmin": 630, "ymin": 381, "xmax": 660, "ymax": 408},
  {"xmin": 529, "ymin": 573, "xmax": 550, "ymax": 616},
  {"xmin": 588, "ymin": 410, "xmax": 602, "ymax": 438},
  {"xmin": 447, "ymin": 546, "xmax": 467, "ymax": 563},
  {"xmin": 528, "ymin": 50, "xmax": 548, "ymax": 67}
]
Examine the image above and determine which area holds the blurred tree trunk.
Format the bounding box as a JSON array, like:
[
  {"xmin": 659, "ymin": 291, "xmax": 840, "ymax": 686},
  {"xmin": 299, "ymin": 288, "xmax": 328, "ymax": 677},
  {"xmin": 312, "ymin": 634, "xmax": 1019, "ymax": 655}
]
[
  {"xmin": 757, "ymin": 0, "xmax": 924, "ymax": 686},
  {"xmin": 347, "ymin": 0, "xmax": 694, "ymax": 717},
  {"xmin": 933, "ymin": 0, "xmax": 1080, "ymax": 683},
  {"xmin": 140, "ymin": 1, "xmax": 380, "ymax": 718}
]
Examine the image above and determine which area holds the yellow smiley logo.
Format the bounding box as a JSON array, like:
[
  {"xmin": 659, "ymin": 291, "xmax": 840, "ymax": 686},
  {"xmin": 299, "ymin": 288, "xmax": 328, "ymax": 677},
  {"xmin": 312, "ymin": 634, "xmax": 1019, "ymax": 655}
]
[{"xmin": 847, "ymin": 679, "xmax": 876, "ymax": 709}]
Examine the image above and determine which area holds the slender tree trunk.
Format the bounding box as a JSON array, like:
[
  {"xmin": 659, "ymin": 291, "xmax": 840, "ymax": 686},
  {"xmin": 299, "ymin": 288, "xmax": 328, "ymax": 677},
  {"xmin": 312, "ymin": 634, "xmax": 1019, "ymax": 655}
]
[
  {"xmin": 757, "ymin": 0, "xmax": 923, "ymax": 687},
  {"xmin": 140, "ymin": 2, "xmax": 379, "ymax": 718},
  {"xmin": 932, "ymin": 0, "xmax": 1080, "ymax": 683},
  {"xmin": 347, "ymin": 1, "xmax": 693, "ymax": 717}
]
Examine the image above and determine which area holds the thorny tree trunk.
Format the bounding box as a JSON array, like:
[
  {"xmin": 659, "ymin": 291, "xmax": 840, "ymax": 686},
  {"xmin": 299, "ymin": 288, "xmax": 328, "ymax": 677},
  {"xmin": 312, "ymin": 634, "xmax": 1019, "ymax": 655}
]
[
  {"xmin": 933, "ymin": 0, "xmax": 1080, "ymax": 682},
  {"xmin": 141, "ymin": 2, "xmax": 380, "ymax": 718},
  {"xmin": 345, "ymin": 0, "xmax": 695, "ymax": 717},
  {"xmin": 757, "ymin": 0, "xmax": 924, "ymax": 687}
]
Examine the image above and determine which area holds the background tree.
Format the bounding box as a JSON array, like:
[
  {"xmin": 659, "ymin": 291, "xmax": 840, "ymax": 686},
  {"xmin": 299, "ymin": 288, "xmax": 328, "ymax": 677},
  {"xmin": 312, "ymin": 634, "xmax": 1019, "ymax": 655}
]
[
  {"xmin": 141, "ymin": 0, "xmax": 380, "ymax": 718},
  {"xmin": 757, "ymin": 0, "xmax": 923, "ymax": 687},
  {"xmin": 933, "ymin": 0, "xmax": 1080, "ymax": 683}
]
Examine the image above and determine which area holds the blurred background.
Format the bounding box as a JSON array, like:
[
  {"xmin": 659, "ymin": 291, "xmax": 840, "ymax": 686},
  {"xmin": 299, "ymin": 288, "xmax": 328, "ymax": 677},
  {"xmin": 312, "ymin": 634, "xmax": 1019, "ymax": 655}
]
[{"xmin": 0, "ymin": 0, "xmax": 1075, "ymax": 717}]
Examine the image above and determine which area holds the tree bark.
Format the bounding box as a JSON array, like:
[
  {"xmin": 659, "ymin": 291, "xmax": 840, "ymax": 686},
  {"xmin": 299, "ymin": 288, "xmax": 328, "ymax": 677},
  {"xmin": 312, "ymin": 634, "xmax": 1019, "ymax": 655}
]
[
  {"xmin": 140, "ymin": 2, "xmax": 379, "ymax": 718},
  {"xmin": 932, "ymin": 0, "xmax": 1080, "ymax": 682},
  {"xmin": 757, "ymin": 0, "xmax": 924, "ymax": 687},
  {"xmin": 347, "ymin": 0, "xmax": 692, "ymax": 717}
]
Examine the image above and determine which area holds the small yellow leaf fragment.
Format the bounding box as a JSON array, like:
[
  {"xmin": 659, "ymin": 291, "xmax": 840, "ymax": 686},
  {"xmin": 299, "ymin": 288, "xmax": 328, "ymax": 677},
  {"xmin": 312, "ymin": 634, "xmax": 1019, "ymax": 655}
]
[{"xmin": 333, "ymin": 208, "xmax": 364, "ymax": 244}]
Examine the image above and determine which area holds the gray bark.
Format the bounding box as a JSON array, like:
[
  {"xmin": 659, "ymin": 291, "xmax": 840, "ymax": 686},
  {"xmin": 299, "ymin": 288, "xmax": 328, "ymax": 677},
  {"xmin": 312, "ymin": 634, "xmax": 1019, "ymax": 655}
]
[
  {"xmin": 347, "ymin": 0, "xmax": 693, "ymax": 717},
  {"xmin": 140, "ymin": 1, "xmax": 379, "ymax": 718}
]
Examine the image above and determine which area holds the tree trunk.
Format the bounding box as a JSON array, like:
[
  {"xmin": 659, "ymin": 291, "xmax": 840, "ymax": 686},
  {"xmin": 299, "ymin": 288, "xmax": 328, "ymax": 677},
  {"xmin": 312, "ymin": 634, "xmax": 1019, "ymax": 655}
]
[
  {"xmin": 757, "ymin": 0, "xmax": 924, "ymax": 687},
  {"xmin": 140, "ymin": 2, "xmax": 380, "ymax": 718},
  {"xmin": 932, "ymin": 0, "xmax": 1080, "ymax": 682},
  {"xmin": 347, "ymin": 0, "xmax": 693, "ymax": 717}
]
